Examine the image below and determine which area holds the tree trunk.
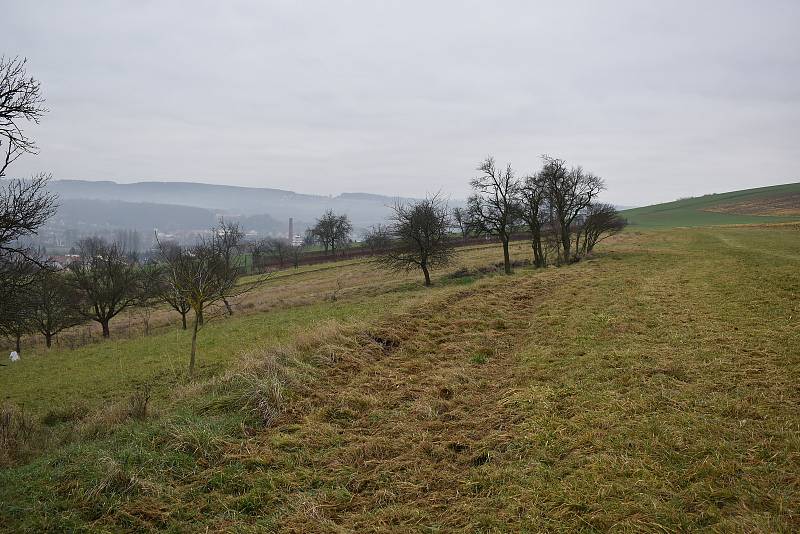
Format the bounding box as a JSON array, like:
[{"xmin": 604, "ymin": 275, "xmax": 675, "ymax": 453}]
[
  {"xmin": 189, "ymin": 312, "xmax": 199, "ymax": 377},
  {"xmin": 530, "ymin": 225, "xmax": 544, "ymax": 268},
  {"xmin": 197, "ymin": 308, "xmax": 204, "ymax": 326},
  {"xmin": 536, "ymin": 237, "xmax": 545, "ymax": 267},
  {"xmin": 15, "ymin": 334, "xmax": 21, "ymax": 354},
  {"xmin": 101, "ymin": 320, "xmax": 110, "ymax": 338},
  {"xmin": 531, "ymin": 241, "xmax": 541, "ymax": 268},
  {"xmin": 561, "ymin": 228, "xmax": 571, "ymax": 264},
  {"xmin": 223, "ymin": 297, "xmax": 233, "ymax": 316},
  {"xmin": 421, "ymin": 263, "xmax": 431, "ymax": 286},
  {"xmin": 502, "ymin": 238, "xmax": 511, "ymax": 274},
  {"xmin": 45, "ymin": 333, "xmax": 52, "ymax": 348},
  {"xmin": 181, "ymin": 312, "xmax": 187, "ymax": 330}
]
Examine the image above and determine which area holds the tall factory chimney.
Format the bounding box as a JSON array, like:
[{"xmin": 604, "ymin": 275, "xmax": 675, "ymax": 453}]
[{"xmin": 288, "ymin": 217, "xmax": 293, "ymax": 241}]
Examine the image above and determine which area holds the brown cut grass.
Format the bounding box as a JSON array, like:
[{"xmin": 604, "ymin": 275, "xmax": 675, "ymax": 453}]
[{"xmin": 704, "ymin": 191, "xmax": 800, "ymax": 216}]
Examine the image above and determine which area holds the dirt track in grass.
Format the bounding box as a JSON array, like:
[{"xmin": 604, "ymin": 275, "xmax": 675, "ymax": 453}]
[{"xmin": 267, "ymin": 271, "xmax": 566, "ymax": 531}]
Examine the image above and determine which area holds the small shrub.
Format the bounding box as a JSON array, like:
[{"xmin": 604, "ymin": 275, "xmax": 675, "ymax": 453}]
[
  {"xmin": 245, "ymin": 373, "xmax": 284, "ymax": 426},
  {"xmin": 164, "ymin": 418, "xmax": 227, "ymax": 463},
  {"xmin": 470, "ymin": 347, "xmax": 493, "ymax": 365},
  {"xmin": 0, "ymin": 403, "xmax": 43, "ymax": 466},
  {"xmin": 471, "ymin": 353, "xmax": 487, "ymax": 365},
  {"xmin": 1, "ymin": 404, "xmax": 34, "ymax": 449},
  {"xmin": 231, "ymin": 354, "xmax": 286, "ymax": 426},
  {"xmin": 127, "ymin": 384, "xmax": 151, "ymax": 421}
]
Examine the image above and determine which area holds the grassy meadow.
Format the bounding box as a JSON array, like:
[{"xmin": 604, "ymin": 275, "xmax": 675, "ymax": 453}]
[
  {"xmin": 1, "ymin": 224, "xmax": 799, "ymax": 531},
  {"xmin": 622, "ymin": 182, "xmax": 800, "ymax": 228}
]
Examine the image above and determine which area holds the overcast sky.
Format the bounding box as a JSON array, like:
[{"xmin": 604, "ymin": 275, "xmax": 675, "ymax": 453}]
[{"xmin": 4, "ymin": 1, "xmax": 799, "ymax": 205}]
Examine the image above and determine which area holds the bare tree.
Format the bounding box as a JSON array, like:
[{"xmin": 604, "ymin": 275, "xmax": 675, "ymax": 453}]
[
  {"xmin": 0, "ymin": 173, "xmax": 57, "ymax": 269},
  {"xmin": 29, "ymin": 266, "xmax": 85, "ymax": 348},
  {"xmin": 69, "ymin": 237, "xmax": 140, "ymax": 338},
  {"xmin": 0, "ymin": 57, "xmax": 46, "ymax": 178},
  {"xmin": 451, "ymin": 207, "xmax": 471, "ymax": 241},
  {"xmin": 113, "ymin": 228, "xmax": 142, "ymax": 257},
  {"xmin": 0, "ymin": 57, "xmax": 57, "ymax": 351},
  {"xmin": 159, "ymin": 239, "xmax": 224, "ymax": 376},
  {"xmin": 158, "ymin": 233, "xmax": 265, "ymax": 376},
  {"xmin": 214, "ymin": 220, "xmax": 245, "ymax": 315},
  {"xmin": 0, "ymin": 176, "xmax": 55, "ymax": 351},
  {"xmin": 0, "ymin": 261, "xmax": 35, "ymax": 353},
  {"xmin": 134, "ymin": 262, "xmax": 163, "ymax": 335},
  {"xmin": 541, "ymin": 155, "xmax": 605, "ymax": 263},
  {"xmin": 378, "ymin": 195, "xmax": 454, "ymax": 286},
  {"xmin": 0, "ymin": 57, "xmax": 54, "ymax": 273},
  {"xmin": 519, "ymin": 173, "xmax": 549, "ymax": 268},
  {"xmin": 263, "ymin": 237, "xmax": 291, "ymax": 268},
  {"xmin": 290, "ymin": 242, "xmax": 304, "ymax": 268},
  {"xmin": 311, "ymin": 210, "xmax": 352, "ymax": 256},
  {"xmin": 363, "ymin": 224, "xmax": 392, "ymax": 254},
  {"xmin": 155, "ymin": 240, "xmax": 191, "ymax": 329},
  {"xmin": 467, "ymin": 156, "xmax": 521, "ymax": 274},
  {"xmin": 576, "ymin": 203, "xmax": 628, "ymax": 255}
]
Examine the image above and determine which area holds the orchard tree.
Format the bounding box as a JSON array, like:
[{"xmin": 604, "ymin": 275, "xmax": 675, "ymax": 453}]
[
  {"xmin": 29, "ymin": 266, "xmax": 84, "ymax": 348},
  {"xmin": 160, "ymin": 239, "xmax": 225, "ymax": 375},
  {"xmin": 576, "ymin": 203, "xmax": 628, "ymax": 255},
  {"xmin": 263, "ymin": 237, "xmax": 291, "ymax": 268},
  {"xmin": 540, "ymin": 155, "xmax": 604, "ymax": 262},
  {"xmin": 0, "ymin": 173, "xmax": 56, "ymax": 268},
  {"xmin": 311, "ymin": 210, "xmax": 352, "ymax": 256},
  {"xmin": 451, "ymin": 206, "xmax": 471, "ymax": 241},
  {"xmin": 0, "ymin": 57, "xmax": 54, "ymax": 269},
  {"xmin": 519, "ymin": 173, "xmax": 549, "ymax": 268},
  {"xmin": 378, "ymin": 195, "xmax": 454, "ymax": 286},
  {"xmin": 363, "ymin": 224, "xmax": 392, "ymax": 254},
  {"xmin": 1, "ymin": 56, "xmax": 46, "ymax": 178},
  {"xmin": 214, "ymin": 220, "xmax": 245, "ymax": 315},
  {"xmin": 134, "ymin": 261, "xmax": 163, "ymax": 335},
  {"xmin": 158, "ymin": 228, "xmax": 266, "ymax": 376},
  {"xmin": 156, "ymin": 240, "xmax": 191, "ymax": 329},
  {"xmin": 0, "ymin": 57, "xmax": 56, "ymax": 348},
  {"xmin": 290, "ymin": 242, "xmax": 304, "ymax": 268},
  {"xmin": 0, "ymin": 263, "xmax": 34, "ymax": 353},
  {"xmin": 467, "ymin": 156, "xmax": 521, "ymax": 274},
  {"xmin": 69, "ymin": 237, "xmax": 140, "ymax": 338}
]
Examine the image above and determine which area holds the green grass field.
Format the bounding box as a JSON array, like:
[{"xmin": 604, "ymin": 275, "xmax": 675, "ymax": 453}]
[
  {"xmin": 622, "ymin": 182, "xmax": 800, "ymax": 228},
  {"xmin": 1, "ymin": 224, "xmax": 799, "ymax": 531}
]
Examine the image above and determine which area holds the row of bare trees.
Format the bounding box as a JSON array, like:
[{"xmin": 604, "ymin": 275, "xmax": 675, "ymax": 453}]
[
  {"xmin": 464, "ymin": 155, "xmax": 626, "ymax": 273},
  {"xmin": 369, "ymin": 155, "xmax": 627, "ymax": 286},
  {"xmin": 1, "ymin": 219, "xmax": 259, "ymax": 375}
]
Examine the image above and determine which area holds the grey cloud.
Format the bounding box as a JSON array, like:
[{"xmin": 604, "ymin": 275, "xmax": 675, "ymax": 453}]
[{"xmin": 2, "ymin": 0, "xmax": 799, "ymax": 205}]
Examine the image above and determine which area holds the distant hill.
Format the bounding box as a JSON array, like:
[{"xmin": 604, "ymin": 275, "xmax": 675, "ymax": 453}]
[
  {"xmin": 621, "ymin": 182, "xmax": 800, "ymax": 228},
  {"xmin": 47, "ymin": 180, "xmax": 415, "ymax": 229},
  {"xmin": 48, "ymin": 199, "xmax": 217, "ymax": 234}
]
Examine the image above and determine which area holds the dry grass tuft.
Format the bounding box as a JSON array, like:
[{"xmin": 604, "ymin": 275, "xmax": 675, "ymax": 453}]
[{"xmin": 0, "ymin": 403, "xmax": 38, "ymax": 466}]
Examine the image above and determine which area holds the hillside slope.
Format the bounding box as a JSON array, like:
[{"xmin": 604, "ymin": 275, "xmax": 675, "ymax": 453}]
[
  {"xmin": 622, "ymin": 182, "xmax": 800, "ymax": 228},
  {"xmin": 1, "ymin": 226, "xmax": 798, "ymax": 531}
]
